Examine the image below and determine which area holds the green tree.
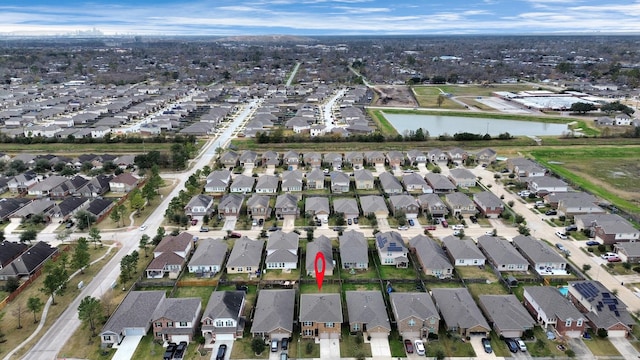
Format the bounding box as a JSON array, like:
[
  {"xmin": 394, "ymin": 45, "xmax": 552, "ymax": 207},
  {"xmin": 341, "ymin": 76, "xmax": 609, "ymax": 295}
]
[
  {"xmin": 5, "ymin": 277, "xmax": 20, "ymax": 293},
  {"xmin": 75, "ymin": 210, "xmax": 96, "ymax": 230},
  {"xmin": 251, "ymin": 337, "xmax": 266, "ymax": 355},
  {"xmin": 119, "ymin": 251, "xmax": 139, "ymax": 285},
  {"xmin": 72, "ymin": 237, "xmax": 90, "ymax": 273},
  {"xmin": 139, "ymin": 234, "xmax": 150, "ymax": 257},
  {"xmin": 78, "ymin": 296, "xmax": 102, "ymax": 336},
  {"xmin": 19, "ymin": 229, "xmax": 38, "ymax": 244},
  {"xmin": 88, "ymin": 227, "xmax": 102, "ymax": 249},
  {"xmin": 569, "ymin": 102, "xmax": 596, "ymax": 114},
  {"xmin": 27, "ymin": 296, "xmax": 43, "ymax": 323},
  {"xmin": 142, "ymin": 181, "xmax": 157, "ymax": 203},
  {"xmin": 109, "ymin": 206, "xmax": 122, "ymax": 227},
  {"xmin": 40, "ymin": 260, "xmax": 69, "ymax": 305},
  {"xmin": 55, "ymin": 229, "xmax": 72, "ymax": 243},
  {"xmin": 128, "ymin": 188, "xmax": 145, "ymax": 216},
  {"xmin": 582, "ymin": 264, "xmax": 592, "ymax": 273}
]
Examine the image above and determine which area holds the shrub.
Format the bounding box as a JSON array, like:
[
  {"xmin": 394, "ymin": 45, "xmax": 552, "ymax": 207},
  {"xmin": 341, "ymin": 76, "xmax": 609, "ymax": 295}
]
[
  {"xmin": 598, "ymin": 244, "xmax": 606, "ymax": 253},
  {"xmin": 582, "ymin": 264, "xmax": 592, "ymax": 273},
  {"xmin": 251, "ymin": 337, "xmax": 266, "ymax": 355},
  {"xmin": 565, "ymin": 349, "xmax": 576, "ymax": 358},
  {"xmin": 623, "ymin": 262, "xmax": 632, "ymax": 270},
  {"xmin": 633, "ymin": 266, "xmax": 640, "ymax": 273},
  {"xmin": 597, "ymin": 328, "xmax": 608, "ymax": 338},
  {"xmin": 305, "ymin": 341, "xmax": 314, "ymax": 354},
  {"xmin": 587, "ymin": 247, "xmax": 594, "ymax": 253}
]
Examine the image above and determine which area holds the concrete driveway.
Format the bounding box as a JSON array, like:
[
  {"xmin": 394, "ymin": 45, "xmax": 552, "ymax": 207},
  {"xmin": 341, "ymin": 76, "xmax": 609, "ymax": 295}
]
[
  {"xmin": 367, "ymin": 337, "xmax": 391, "ymax": 357},
  {"xmin": 319, "ymin": 338, "xmax": 340, "ymax": 359},
  {"xmin": 376, "ymin": 216, "xmax": 390, "ymax": 231},
  {"xmin": 609, "ymin": 336, "xmax": 640, "ymax": 358},
  {"xmin": 210, "ymin": 340, "xmax": 234, "ymax": 360},
  {"xmin": 222, "ymin": 218, "xmax": 237, "ymax": 231},
  {"xmin": 469, "ymin": 336, "xmax": 497, "ymax": 360},
  {"xmin": 282, "ymin": 216, "xmax": 296, "ymax": 231},
  {"xmin": 111, "ymin": 335, "xmax": 143, "ymax": 360},
  {"xmin": 567, "ymin": 338, "xmax": 595, "ymax": 360}
]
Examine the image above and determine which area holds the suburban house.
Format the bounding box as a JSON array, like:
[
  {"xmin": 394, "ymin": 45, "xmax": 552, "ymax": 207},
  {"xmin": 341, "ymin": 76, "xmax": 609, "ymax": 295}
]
[
  {"xmin": 250, "ymin": 289, "xmax": 295, "ymax": 341},
  {"xmin": 299, "ymin": 294, "xmax": 343, "ymax": 339},
  {"xmin": 226, "ymin": 237, "xmax": 264, "ymax": 275},
  {"xmin": 201, "ymin": 291, "xmax": 246, "ymax": 345},
  {"xmin": 330, "ymin": 171, "xmax": 351, "ymax": 193},
  {"xmin": 303, "ymin": 152, "xmax": 323, "ymax": 168},
  {"xmin": 339, "ymin": 230, "xmax": 368, "ymax": 270},
  {"xmin": 27, "ymin": 175, "xmax": 72, "ymax": 198},
  {"xmin": 513, "ymin": 235, "xmax": 568, "ymax": 275},
  {"xmin": 448, "ymin": 169, "xmax": 476, "ymax": 188},
  {"xmin": 527, "ymin": 176, "xmax": 570, "ymax": 195},
  {"xmin": 545, "ymin": 191, "xmax": 598, "ymax": 209},
  {"xmin": 359, "ymin": 195, "xmax": 389, "ymax": 218},
  {"xmin": 218, "ymin": 194, "xmax": 244, "ymax": 218},
  {"xmin": 0, "ymin": 241, "xmax": 27, "ymax": 270},
  {"xmin": 388, "ymin": 195, "xmax": 420, "ymax": 217},
  {"xmin": 204, "ymin": 170, "xmax": 232, "ymax": 193},
  {"xmin": 333, "ymin": 198, "xmax": 360, "ymax": 221},
  {"xmin": 417, "ymin": 194, "xmax": 449, "ymax": 219},
  {"xmin": 390, "ymin": 292, "xmax": 440, "ymax": 339},
  {"xmin": 477, "ymin": 235, "xmax": 529, "ymax": 272},
  {"xmin": 324, "ymin": 152, "xmax": 343, "ymax": 169},
  {"xmin": 255, "ymin": 175, "xmax": 280, "ymax": 194},
  {"xmin": 475, "ymin": 148, "xmax": 497, "ymax": 165},
  {"xmin": 409, "ymin": 235, "xmax": 453, "ymax": 279},
  {"xmin": 282, "ymin": 170, "xmax": 303, "ymax": 192},
  {"xmin": 375, "ymin": 231, "xmax": 409, "ymax": 268},
  {"xmin": 427, "ymin": 149, "xmax": 449, "ymax": 164},
  {"xmin": 109, "ymin": 172, "xmax": 139, "ymax": 193},
  {"xmin": 444, "ymin": 192, "xmax": 478, "ymax": 217},
  {"xmin": 425, "ymin": 173, "xmax": 456, "ymax": 193},
  {"xmin": 187, "ymin": 238, "xmax": 227, "ymax": 276},
  {"xmin": 523, "ymin": 286, "xmax": 587, "ymax": 338},
  {"xmin": 305, "ymin": 197, "xmax": 330, "ymax": 223},
  {"xmin": 345, "ymin": 152, "xmax": 364, "ymax": 168},
  {"xmin": 448, "ymin": 148, "xmax": 468, "ymax": 164},
  {"xmin": 230, "ymin": 175, "xmax": 255, "ymax": 193},
  {"xmin": 346, "ymin": 291, "xmax": 391, "ymax": 337},
  {"xmin": 431, "ymin": 288, "xmax": 491, "ymax": 337},
  {"xmin": 246, "ymin": 194, "xmax": 271, "ymax": 220},
  {"xmin": 406, "ymin": 149, "xmax": 427, "ymax": 164},
  {"xmin": 441, "ymin": 236, "xmax": 486, "ymax": 267},
  {"xmin": 364, "ymin": 151, "xmax": 386, "ymax": 166},
  {"xmin": 306, "ymin": 235, "xmax": 334, "ymax": 277},
  {"xmin": 274, "ymin": 193, "xmax": 300, "ymax": 219},
  {"xmin": 146, "ymin": 232, "xmax": 193, "ymax": 279},
  {"xmin": 508, "ymin": 158, "xmax": 546, "ymax": 177},
  {"xmin": 379, "ymin": 172, "xmax": 404, "ymax": 194},
  {"xmin": 0, "ymin": 241, "xmax": 58, "ymax": 281},
  {"xmin": 575, "ymin": 214, "xmax": 640, "ymax": 245},
  {"xmin": 386, "ymin": 151, "xmax": 405, "ymax": 169},
  {"xmin": 51, "ymin": 196, "xmax": 90, "ymax": 222},
  {"xmin": 265, "ymin": 231, "xmax": 299, "ymax": 270},
  {"xmin": 239, "ymin": 150, "xmax": 259, "ymax": 167},
  {"xmin": 7, "ymin": 171, "xmax": 38, "ymax": 193},
  {"xmin": 614, "ymin": 242, "xmax": 640, "ymax": 263},
  {"xmin": 100, "ymin": 290, "xmax": 167, "ymax": 347},
  {"xmin": 219, "ymin": 150, "xmax": 239, "ymax": 169},
  {"xmin": 557, "ymin": 198, "xmax": 605, "ymax": 217},
  {"xmin": 353, "ymin": 169, "xmax": 375, "ymax": 190},
  {"xmin": 567, "ymin": 280, "xmax": 635, "ymax": 337},
  {"xmin": 306, "ymin": 168, "xmax": 325, "ymax": 190},
  {"xmin": 283, "ymin": 150, "xmax": 300, "ymax": 170},
  {"xmin": 402, "ymin": 173, "xmax": 430, "ymax": 193},
  {"xmin": 184, "ymin": 194, "xmax": 215, "ymax": 219},
  {"xmin": 262, "ymin": 151, "xmax": 280, "ymax": 169},
  {"xmin": 478, "ymin": 295, "xmax": 535, "ymax": 338},
  {"xmin": 151, "ymin": 297, "xmax": 202, "ymax": 344},
  {"xmin": 473, "ymin": 191, "xmax": 504, "ymax": 219}
]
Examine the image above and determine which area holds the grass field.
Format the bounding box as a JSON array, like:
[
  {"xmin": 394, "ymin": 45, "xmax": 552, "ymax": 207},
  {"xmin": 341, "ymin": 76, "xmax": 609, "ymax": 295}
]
[
  {"xmin": 0, "ymin": 142, "xmax": 176, "ymax": 154},
  {"xmin": 530, "ymin": 146, "xmax": 640, "ymax": 213},
  {"xmin": 411, "ymin": 87, "xmax": 466, "ymax": 110}
]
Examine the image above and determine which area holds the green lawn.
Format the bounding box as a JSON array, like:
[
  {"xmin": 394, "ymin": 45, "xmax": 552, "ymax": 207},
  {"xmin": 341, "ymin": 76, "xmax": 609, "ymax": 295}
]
[
  {"xmin": 342, "ymin": 282, "xmax": 382, "ymax": 292},
  {"xmin": 581, "ymin": 330, "xmax": 621, "ymax": 356},
  {"xmin": 388, "ymin": 330, "xmax": 407, "ymax": 357},
  {"xmin": 262, "ymin": 268, "xmax": 301, "ymax": 281},
  {"xmin": 230, "ymin": 336, "xmax": 269, "ymax": 359},
  {"xmin": 173, "ymin": 286, "xmax": 215, "ymax": 308},
  {"xmin": 527, "ymin": 327, "xmax": 575, "ymax": 358},
  {"xmin": 466, "ymin": 282, "xmax": 509, "ymax": 300},
  {"xmin": 289, "ymin": 335, "xmax": 320, "ymax": 358},
  {"xmin": 340, "ymin": 327, "xmax": 372, "ymax": 358},
  {"xmin": 340, "ymin": 267, "xmax": 379, "ymax": 280},
  {"xmin": 299, "ymin": 282, "xmax": 341, "ymax": 294},
  {"xmin": 454, "ymin": 266, "xmax": 499, "ymax": 282},
  {"xmin": 425, "ymin": 329, "xmax": 475, "ymax": 358}
]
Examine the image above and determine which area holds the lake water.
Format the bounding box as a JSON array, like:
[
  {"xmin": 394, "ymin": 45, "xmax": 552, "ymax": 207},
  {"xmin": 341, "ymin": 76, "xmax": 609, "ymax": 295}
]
[{"xmin": 383, "ymin": 113, "xmax": 570, "ymax": 136}]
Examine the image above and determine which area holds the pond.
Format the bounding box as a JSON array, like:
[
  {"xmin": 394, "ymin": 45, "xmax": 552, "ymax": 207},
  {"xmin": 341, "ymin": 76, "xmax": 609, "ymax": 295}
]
[{"xmin": 383, "ymin": 113, "xmax": 571, "ymax": 136}]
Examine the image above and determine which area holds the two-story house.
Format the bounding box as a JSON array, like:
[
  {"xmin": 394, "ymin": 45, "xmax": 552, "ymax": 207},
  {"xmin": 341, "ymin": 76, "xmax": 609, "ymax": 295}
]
[
  {"xmin": 523, "ymin": 286, "xmax": 586, "ymax": 338},
  {"xmin": 390, "ymin": 292, "xmax": 440, "ymax": 339},
  {"xmin": 375, "ymin": 231, "xmax": 409, "ymax": 268},
  {"xmin": 152, "ymin": 297, "xmax": 202, "ymax": 344},
  {"xmin": 346, "ymin": 291, "xmax": 391, "ymax": 338},
  {"xmin": 146, "ymin": 232, "xmax": 193, "ymax": 279},
  {"xmin": 473, "ymin": 191, "xmax": 504, "ymax": 219},
  {"xmin": 265, "ymin": 231, "xmax": 299, "ymax": 270},
  {"xmin": 246, "ymin": 194, "xmax": 271, "ymax": 220},
  {"xmin": 300, "ymin": 294, "xmax": 343, "ymax": 339},
  {"xmin": 201, "ymin": 291, "xmax": 246, "ymax": 346}
]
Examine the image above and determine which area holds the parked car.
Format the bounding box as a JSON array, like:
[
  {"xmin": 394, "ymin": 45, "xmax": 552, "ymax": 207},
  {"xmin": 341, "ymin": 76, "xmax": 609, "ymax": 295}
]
[
  {"xmin": 555, "ymin": 231, "xmax": 568, "ymax": 240},
  {"xmin": 505, "ymin": 338, "xmax": 518, "ymax": 353},
  {"xmin": 139, "ymin": 224, "xmax": 148, "ymax": 231},
  {"xmin": 191, "ymin": 219, "xmax": 198, "ymax": 226},
  {"xmin": 200, "ymin": 227, "xmax": 209, "ymax": 232},
  {"xmin": 453, "ymin": 230, "xmax": 461, "ymax": 236},
  {"xmin": 408, "ymin": 218, "xmax": 415, "ymax": 226},
  {"xmin": 258, "ymin": 218, "xmax": 264, "ymax": 225},
  {"xmin": 516, "ymin": 338, "xmax": 527, "ymax": 352},
  {"xmin": 414, "ymin": 340, "xmax": 425, "ymax": 356},
  {"xmin": 228, "ymin": 232, "xmax": 242, "ymax": 238},
  {"xmin": 347, "ymin": 218, "xmax": 352, "ymax": 225},
  {"xmin": 268, "ymin": 226, "xmax": 281, "ymax": 232},
  {"xmin": 545, "ymin": 210, "xmax": 558, "ymax": 216},
  {"xmin": 397, "ymin": 225, "xmax": 409, "ymax": 231},
  {"xmin": 424, "ymin": 225, "xmax": 437, "ymax": 231},
  {"xmin": 353, "ymin": 217, "xmax": 359, "ymax": 224},
  {"xmin": 252, "ymin": 219, "xmax": 258, "ymax": 226},
  {"xmin": 280, "ymin": 352, "xmax": 288, "ymax": 360},
  {"xmin": 451, "ymin": 224, "xmax": 464, "ymax": 230},
  {"xmin": 566, "ymin": 224, "xmax": 578, "ymax": 232},
  {"xmin": 216, "ymin": 344, "xmax": 227, "ymax": 360},
  {"xmin": 281, "ymin": 338, "xmax": 289, "ymax": 350},
  {"xmin": 271, "ymin": 339, "xmax": 279, "ymax": 352},
  {"xmin": 164, "ymin": 343, "xmax": 177, "ymax": 360},
  {"xmin": 441, "ymin": 220, "xmax": 448, "ymax": 228},
  {"xmin": 469, "ymin": 215, "xmax": 478, "ymax": 223},
  {"xmin": 175, "ymin": 341, "xmax": 187, "ymax": 358},
  {"xmin": 404, "ymin": 339, "xmax": 414, "ymax": 354},
  {"xmin": 608, "ymin": 256, "xmax": 622, "ymax": 263},
  {"xmin": 586, "ymin": 240, "xmax": 600, "ymax": 246},
  {"xmin": 481, "ymin": 338, "xmax": 492, "ymax": 354},
  {"xmin": 65, "ymin": 221, "xmax": 74, "ymax": 229}
]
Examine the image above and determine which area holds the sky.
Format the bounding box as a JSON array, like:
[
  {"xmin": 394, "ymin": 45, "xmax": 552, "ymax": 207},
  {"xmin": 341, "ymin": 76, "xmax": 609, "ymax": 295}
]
[{"xmin": 1, "ymin": 0, "xmax": 640, "ymax": 36}]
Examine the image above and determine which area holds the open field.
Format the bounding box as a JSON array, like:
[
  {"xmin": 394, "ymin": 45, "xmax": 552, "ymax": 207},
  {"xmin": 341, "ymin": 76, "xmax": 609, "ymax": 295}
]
[
  {"xmin": 530, "ymin": 146, "xmax": 640, "ymax": 213},
  {"xmin": 411, "ymin": 87, "xmax": 466, "ymax": 110},
  {"xmin": 0, "ymin": 142, "xmax": 177, "ymax": 154}
]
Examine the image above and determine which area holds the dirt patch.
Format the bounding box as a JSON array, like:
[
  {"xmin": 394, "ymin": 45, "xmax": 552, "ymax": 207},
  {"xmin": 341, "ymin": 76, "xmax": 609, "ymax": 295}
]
[{"xmin": 373, "ymin": 85, "xmax": 417, "ymax": 107}]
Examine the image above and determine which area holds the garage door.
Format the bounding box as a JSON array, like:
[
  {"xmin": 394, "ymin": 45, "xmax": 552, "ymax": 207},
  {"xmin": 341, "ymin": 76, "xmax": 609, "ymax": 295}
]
[
  {"xmin": 329, "ymin": 332, "xmax": 340, "ymax": 340},
  {"xmin": 270, "ymin": 332, "xmax": 290, "ymax": 341},
  {"xmin": 501, "ymin": 331, "xmax": 522, "ymax": 339},
  {"xmin": 368, "ymin": 331, "xmax": 388, "ymax": 339},
  {"xmin": 401, "ymin": 332, "xmax": 419, "ymax": 340},
  {"xmin": 216, "ymin": 333, "xmax": 235, "ymax": 341},
  {"xmin": 172, "ymin": 335, "xmax": 190, "ymax": 344},
  {"xmin": 124, "ymin": 328, "xmax": 146, "ymax": 336},
  {"xmin": 607, "ymin": 330, "xmax": 627, "ymax": 338},
  {"xmin": 565, "ymin": 331, "xmax": 581, "ymax": 338}
]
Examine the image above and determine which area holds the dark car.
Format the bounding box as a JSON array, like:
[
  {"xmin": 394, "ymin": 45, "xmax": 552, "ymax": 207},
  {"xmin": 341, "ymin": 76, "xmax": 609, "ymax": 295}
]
[
  {"xmin": 174, "ymin": 341, "xmax": 187, "ymax": 358},
  {"xmin": 505, "ymin": 338, "xmax": 518, "ymax": 353},
  {"xmin": 200, "ymin": 226, "xmax": 209, "ymax": 232},
  {"xmin": 586, "ymin": 240, "xmax": 600, "ymax": 246},
  {"xmin": 281, "ymin": 338, "xmax": 289, "ymax": 350},
  {"xmin": 191, "ymin": 219, "xmax": 198, "ymax": 226},
  {"xmin": 404, "ymin": 339, "xmax": 414, "ymax": 354},
  {"xmin": 228, "ymin": 232, "xmax": 242, "ymax": 238},
  {"xmin": 216, "ymin": 344, "xmax": 227, "ymax": 360},
  {"xmin": 353, "ymin": 217, "xmax": 359, "ymax": 224},
  {"xmin": 545, "ymin": 210, "xmax": 558, "ymax": 216},
  {"xmin": 65, "ymin": 221, "xmax": 74, "ymax": 228},
  {"xmin": 236, "ymin": 284, "xmax": 248, "ymax": 292},
  {"xmin": 163, "ymin": 343, "xmax": 177, "ymax": 360},
  {"xmin": 481, "ymin": 338, "xmax": 492, "ymax": 353},
  {"xmin": 424, "ymin": 225, "xmax": 437, "ymax": 231},
  {"xmin": 408, "ymin": 218, "xmax": 415, "ymax": 226},
  {"xmin": 469, "ymin": 215, "xmax": 478, "ymax": 223},
  {"xmin": 258, "ymin": 218, "xmax": 264, "ymax": 225},
  {"xmin": 268, "ymin": 226, "xmax": 281, "ymax": 232},
  {"xmin": 566, "ymin": 224, "xmax": 578, "ymax": 232}
]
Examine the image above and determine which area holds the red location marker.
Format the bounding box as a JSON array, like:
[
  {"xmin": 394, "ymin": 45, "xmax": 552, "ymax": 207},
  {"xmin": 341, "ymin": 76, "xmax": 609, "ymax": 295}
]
[{"xmin": 314, "ymin": 252, "xmax": 326, "ymax": 291}]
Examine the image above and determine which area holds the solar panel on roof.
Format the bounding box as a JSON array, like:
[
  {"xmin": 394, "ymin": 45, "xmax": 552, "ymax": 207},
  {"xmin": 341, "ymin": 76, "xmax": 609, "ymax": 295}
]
[
  {"xmin": 602, "ymin": 293, "xmax": 611, "ymax": 298},
  {"xmin": 608, "ymin": 304, "xmax": 617, "ymax": 311},
  {"xmin": 615, "ymin": 310, "xmax": 620, "ymax": 316}
]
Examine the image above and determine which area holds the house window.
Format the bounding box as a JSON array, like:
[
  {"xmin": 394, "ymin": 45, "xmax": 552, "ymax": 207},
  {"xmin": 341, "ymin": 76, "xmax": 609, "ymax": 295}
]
[
  {"xmin": 408, "ymin": 319, "xmax": 416, "ymax": 327},
  {"xmin": 226, "ymin": 320, "xmax": 233, "ymax": 327},
  {"xmin": 353, "ymin": 323, "xmax": 360, "ymax": 331},
  {"xmin": 303, "ymin": 329, "xmax": 314, "ymax": 336},
  {"xmin": 384, "ymin": 258, "xmax": 394, "ymax": 264},
  {"xmin": 103, "ymin": 335, "xmax": 111, "ymax": 341},
  {"xmin": 167, "ymin": 322, "xmax": 173, "ymax": 327},
  {"xmin": 577, "ymin": 319, "xmax": 583, "ymax": 326},
  {"xmin": 326, "ymin": 323, "xmax": 334, "ymax": 328},
  {"xmin": 565, "ymin": 320, "xmax": 572, "ymax": 327},
  {"xmin": 180, "ymin": 322, "xmax": 187, "ymax": 327},
  {"xmin": 237, "ymin": 267, "xmax": 243, "ymax": 272},
  {"xmin": 303, "ymin": 321, "xmax": 313, "ymax": 326},
  {"xmin": 205, "ymin": 319, "xmax": 212, "ymax": 325},
  {"xmin": 430, "ymin": 318, "xmax": 436, "ymax": 324},
  {"xmin": 246, "ymin": 267, "xmax": 252, "ymax": 272},
  {"xmin": 155, "ymin": 322, "xmax": 162, "ymax": 327},
  {"xmin": 215, "ymin": 320, "xmax": 224, "ymax": 327}
]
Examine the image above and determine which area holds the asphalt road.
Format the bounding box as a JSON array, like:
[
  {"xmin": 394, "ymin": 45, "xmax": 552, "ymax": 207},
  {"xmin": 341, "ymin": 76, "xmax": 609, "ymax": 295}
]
[{"xmin": 17, "ymin": 99, "xmax": 258, "ymax": 360}]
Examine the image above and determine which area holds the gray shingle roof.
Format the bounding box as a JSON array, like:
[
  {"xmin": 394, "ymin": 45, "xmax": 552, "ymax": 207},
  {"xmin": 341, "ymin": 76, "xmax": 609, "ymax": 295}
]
[
  {"xmin": 432, "ymin": 288, "xmax": 490, "ymax": 331},
  {"xmin": 339, "ymin": 230, "xmax": 368, "ymax": 267},
  {"xmin": 425, "ymin": 173, "xmax": 456, "ymax": 190},
  {"xmin": 359, "ymin": 195, "xmax": 388, "ymax": 215},
  {"xmin": 346, "ymin": 291, "xmax": 390, "ymax": 331},
  {"xmin": 188, "ymin": 238, "xmax": 227, "ymax": 268},
  {"xmin": 305, "ymin": 197, "xmax": 330, "ymax": 214},
  {"xmin": 306, "ymin": 235, "xmax": 334, "ymax": 274},
  {"xmin": 512, "ymin": 235, "xmax": 565, "ymax": 264},
  {"xmin": 409, "ymin": 235, "xmax": 452, "ymax": 271},
  {"xmin": 478, "ymin": 295, "xmax": 534, "ymax": 333},
  {"xmin": 441, "ymin": 236, "xmax": 485, "ymax": 262},
  {"xmin": 333, "ymin": 198, "xmax": 359, "ymax": 215},
  {"xmin": 251, "ymin": 289, "xmax": 295, "ymax": 334},
  {"xmin": 379, "ymin": 172, "xmax": 403, "ymax": 192},
  {"xmin": 299, "ymin": 294, "xmax": 343, "ymax": 323},
  {"xmin": 227, "ymin": 237, "xmax": 264, "ymax": 268},
  {"xmin": 523, "ymin": 286, "xmax": 584, "ymax": 322},
  {"xmin": 477, "ymin": 235, "xmax": 528, "ymax": 267},
  {"xmin": 102, "ymin": 290, "xmax": 166, "ymax": 334},
  {"xmin": 152, "ymin": 297, "xmax": 201, "ymax": 323},
  {"xmin": 390, "ymin": 292, "xmax": 439, "ymax": 322},
  {"xmin": 473, "ymin": 191, "xmax": 504, "ymax": 209},
  {"xmin": 203, "ymin": 291, "xmax": 245, "ymax": 321}
]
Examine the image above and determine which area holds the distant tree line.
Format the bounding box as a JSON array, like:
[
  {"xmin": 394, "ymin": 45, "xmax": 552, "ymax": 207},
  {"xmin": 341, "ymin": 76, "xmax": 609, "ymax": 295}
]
[{"xmin": 0, "ymin": 133, "xmax": 197, "ymax": 145}]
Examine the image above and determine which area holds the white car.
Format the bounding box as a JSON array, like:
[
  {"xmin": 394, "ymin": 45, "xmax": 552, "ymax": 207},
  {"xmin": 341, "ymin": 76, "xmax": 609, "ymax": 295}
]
[
  {"xmin": 414, "ymin": 340, "xmax": 425, "ymax": 356},
  {"xmin": 139, "ymin": 224, "xmax": 148, "ymax": 231},
  {"xmin": 555, "ymin": 231, "xmax": 568, "ymax": 240},
  {"xmin": 451, "ymin": 224, "xmax": 464, "ymax": 230},
  {"xmin": 516, "ymin": 338, "xmax": 527, "ymax": 352}
]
